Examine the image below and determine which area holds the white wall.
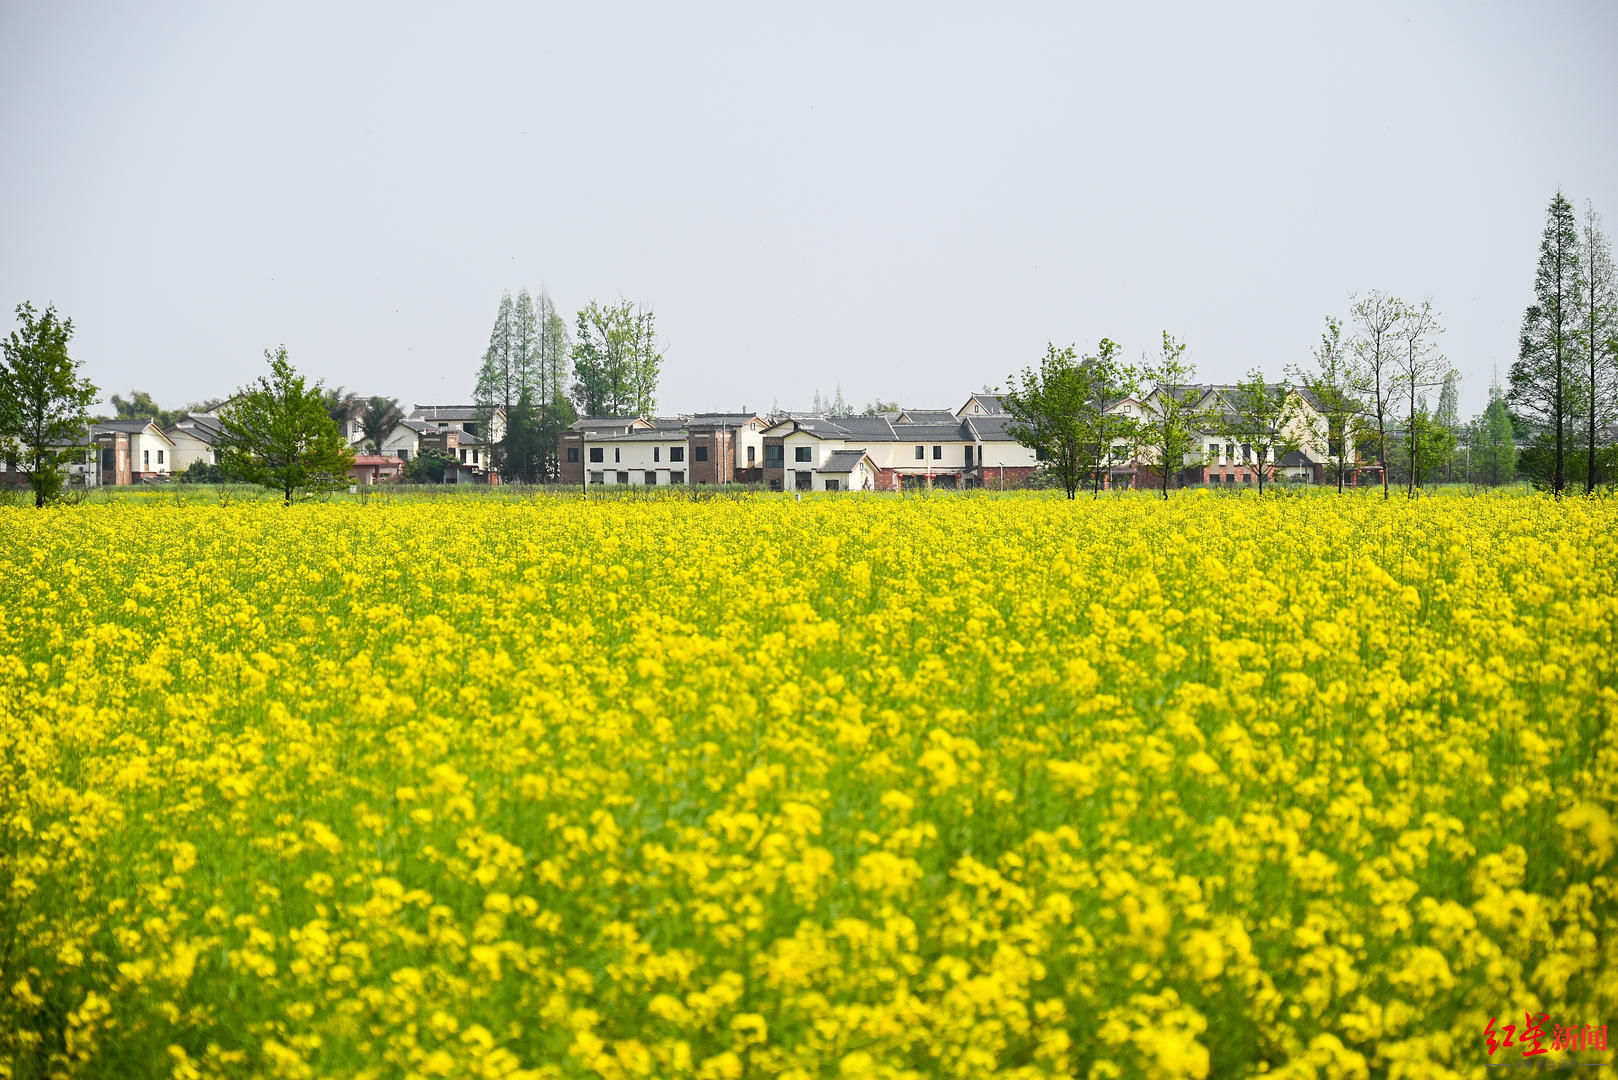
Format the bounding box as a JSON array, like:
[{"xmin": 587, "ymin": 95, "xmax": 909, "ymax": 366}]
[
  {"xmin": 734, "ymin": 419, "xmax": 765, "ymax": 470},
  {"xmin": 381, "ymin": 425, "xmax": 420, "ymax": 459},
  {"xmin": 167, "ymin": 429, "xmax": 216, "ymax": 471},
  {"xmin": 976, "ymin": 439, "xmax": 1037, "ymax": 469},
  {"xmin": 131, "ymin": 429, "xmax": 172, "ymax": 476},
  {"xmin": 584, "ymin": 437, "xmax": 692, "ymax": 483},
  {"xmin": 815, "ymin": 460, "xmax": 876, "ymax": 491}
]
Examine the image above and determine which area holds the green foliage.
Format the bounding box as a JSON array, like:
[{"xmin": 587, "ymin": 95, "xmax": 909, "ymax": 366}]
[
  {"xmin": 1138, "ymin": 332, "xmax": 1211, "ymax": 499},
  {"xmin": 1294, "ymin": 315, "xmax": 1362, "ymax": 492},
  {"xmin": 216, "ymin": 347, "xmax": 356, "ymax": 503},
  {"xmin": 104, "ymin": 390, "xmax": 186, "ymax": 428},
  {"xmin": 1225, "ymin": 370, "xmax": 1305, "ymax": 495},
  {"xmin": 1001, "ymin": 344, "xmax": 1090, "ymax": 500},
  {"xmin": 360, "ymin": 396, "xmax": 404, "ymax": 453},
  {"xmin": 1509, "ymin": 192, "xmax": 1583, "ymax": 495},
  {"xmin": 0, "ymin": 302, "xmax": 98, "ymax": 507},
  {"xmin": 403, "ymin": 446, "xmax": 456, "ymax": 484},
  {"xmin": 1387, "ymin": 403, "xmax": 1455, "ymax": 487},
  {"xmin": 476, "ymin": 288, "xmax": 575, "ymax": 481},
  {"xmin": 1472, "ymin": 382, "xmax": 1517, "ymax": 486},
  {"xmin": 570, "ymin": 300, "xmax": 661, "ymax": 418},
  {"xmin": 179, "ymin": 460, "xmax": 223, "ymax": 484},
  {"xmin": 862, "ymin": 398, "xmax": 900, "ymax": 416}
]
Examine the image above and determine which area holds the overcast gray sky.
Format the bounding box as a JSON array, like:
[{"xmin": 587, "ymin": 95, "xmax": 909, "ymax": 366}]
[{"xmin": 3, "ymin": 1, "xmax": 1616, "ymax": 418}]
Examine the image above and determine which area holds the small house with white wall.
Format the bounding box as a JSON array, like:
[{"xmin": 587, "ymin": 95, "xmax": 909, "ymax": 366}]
[{"xmin": 164, "ymin": 414, "xmax": 224, "ymax": 473}]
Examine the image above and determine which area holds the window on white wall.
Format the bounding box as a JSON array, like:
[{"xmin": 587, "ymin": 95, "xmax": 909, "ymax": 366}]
[
  {"xmin": 795, "ymin": 446, "xmax": 812, "ymax": 462},
  {"xmin": 932, "ymin": 446, "xmax": 942, "ymax": 460},
  {"xmin": 914, "ymin": 445, "xmax": 924, "ymax": 460}
]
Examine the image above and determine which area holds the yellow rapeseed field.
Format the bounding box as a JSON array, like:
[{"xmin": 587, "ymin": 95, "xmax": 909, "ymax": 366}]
[{"xmin": 1, "ymin": 491, "xmax": 1614, "ymax": 1080}]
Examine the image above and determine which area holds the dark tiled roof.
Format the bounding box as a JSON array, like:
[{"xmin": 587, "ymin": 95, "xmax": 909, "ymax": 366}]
[
  {"xmin": 897, "ymin": 409, "xmax": 957, "ymax": 424},
  {"xmin": 965, "ymin": 415, "xmax": 1020, "ymax": 441},
  {"xmin": 93, "ymin": 419, "xmax": 156, "ymax": 434},
  {"xmin": 167, "ymin": 414, "xmax": 223, "ymax": 443},
  {"xmin": 891, "ymin": 421, "xmax": 969, "ymax": 441},
  {"xmin": 966, "ymin": 393, "xmax": 1005, "ymax": 413},
  {"xmin": 819, "ymin": 449, "xmax": 871, "ymax": 474}
]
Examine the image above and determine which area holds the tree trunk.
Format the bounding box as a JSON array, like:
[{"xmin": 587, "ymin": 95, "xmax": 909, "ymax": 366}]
[{"xmin": 1589, "ymin": 329, "xmax": 1598, "ymax": 495}]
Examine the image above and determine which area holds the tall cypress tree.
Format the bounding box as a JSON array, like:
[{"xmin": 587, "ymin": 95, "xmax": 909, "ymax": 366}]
[{"xmin": 1509, "ymin": 193, "xmax": 1581, "ymax": 495}]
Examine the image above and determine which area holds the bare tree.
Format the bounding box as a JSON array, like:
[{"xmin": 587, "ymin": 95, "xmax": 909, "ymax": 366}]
[
  {"xmin": 1348, "ymin": 290, "xmax": 1404, "ymax": 500},
  {"xmin": 1573, "ymin": 201, "xmax": 1618, "ymax": 494},
  {"xmin": 1392, "ymin": 299, "xmax": 1453, "ymax": 497}
]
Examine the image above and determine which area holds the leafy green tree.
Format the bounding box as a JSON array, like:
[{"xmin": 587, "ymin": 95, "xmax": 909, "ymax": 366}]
[
  {"xmin": 359, "ymin": 396, "xmax": 404, "ymax": 453},
  {"xmin": 570, "ymin": 299, "xmax": 661, "ymax": 417},
  {"xmin": 1572, "ymin": 201, "xmax": 1618, "ymax": 493},
  {"xmin": 1139, "ymin": 332, "xmax": 1210, "ymax": 499},
  {"xmin": 103, "ymin": 390, "xmax": 184, "ymax": 428},
  {"xmin": 216, "ymin": 347, "xmax": 356, "ymax": 503},
  {"xmin": 179, "ymin": 460, "xmax": 223, "ymax": 484},
  {"xmin": 1292, "ymin": 315, "xmax": 1362, "ymax": 492},
  {"xmin": 0, "ymin": 303, "xmax": 98, "ymax": 507},
  {"xmin": 1002, "ymin": 343, "xmax": 1092, "ymax": 500},
  {"xmin": 1083, "ymin": 338, "xmax": 1141, "ymax": 496},
  {"xmin": 534, "ymin": 291, "xmax": 573, "ymax": 480},
  {"xmin": 1510, "ymin": 192, "xmax": 1582, "ymax": 495},
  {"xmin": 1225, "ymin": 370, "xmax": 1305, "ymax": 496},
  {"xmin": 1389, "ymin": 402, "xmax": 1455, "ymax": 488},
  {"xmin": 862, "ymin": 398, "xmax": 899, "ymax": 415},
  {"xmin": 320, "ymin": 386, "xmax": 360, "ymax": 435},
  {"xmin": 474, "ymin": 288, "xmax": 575, "ymax": 482},
  {"xmin": 403, "ymin": 446, "xmax": 455, "ymax": 484}
]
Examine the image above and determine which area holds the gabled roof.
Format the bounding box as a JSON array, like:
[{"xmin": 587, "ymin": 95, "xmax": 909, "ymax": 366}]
[
  {"xmin": 92, "ymin": 420, "xmax": 175, "ymax": 445},
  {"xmin": 964, "ymin": 414, "xmax": 1020, "ymax": 442},
  {"xmin": 957, "ymin": 393, "xmax": 1005, "ymax": 416},
  {"xmin": 568, "ymin": 416, "xmax": 654, "ymax": 435},
  {"xmin": 896, "ymin": 408, "xmax": 957, "ymax": 424},
  {"xmin": 905, "ymin": 422, "xmax": 968, "ymax": 440},
  {"xmin": 819, "ymin": 449, "xmax": 876, "ymax": 474},
  {"xmin": 165, "ymin": 414, "xmax": 224, "ymax": 444}
]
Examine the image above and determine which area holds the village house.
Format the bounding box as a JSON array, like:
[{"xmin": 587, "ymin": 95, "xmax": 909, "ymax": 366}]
[
  {"xmin": 164, "ymin": 413, "xmax": 224, "ymax": 473},
  {"xmin": 1133, "ymin": 384, "xmax": 1348, "ymax": 488},
  {"xmin": 349, "ymin": 454, "xmax": 407, "ymax": 485},
  {"xmin": 410, "ymin": 404, "xmax": 506, "ymax": 445},
  {"xmin": 759, "ymin": 395, "xmax": 1035, "ymax": 492},
  {"xmin": 94, "ymin": 420, "xmax": 174, "ymax": 483}
]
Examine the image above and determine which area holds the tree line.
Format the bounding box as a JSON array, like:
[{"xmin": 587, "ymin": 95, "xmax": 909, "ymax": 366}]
[
  {"xmin": 1002, "ymin": 193, "xmax": 1616, "ymax": 500},
  {"xmin": 1507, "ymin": 192, "xmax": 1618, "ymax": 495},
  {"xmin": 471, "ymin": 291, "xmax": 665, "ymax": 483}
]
